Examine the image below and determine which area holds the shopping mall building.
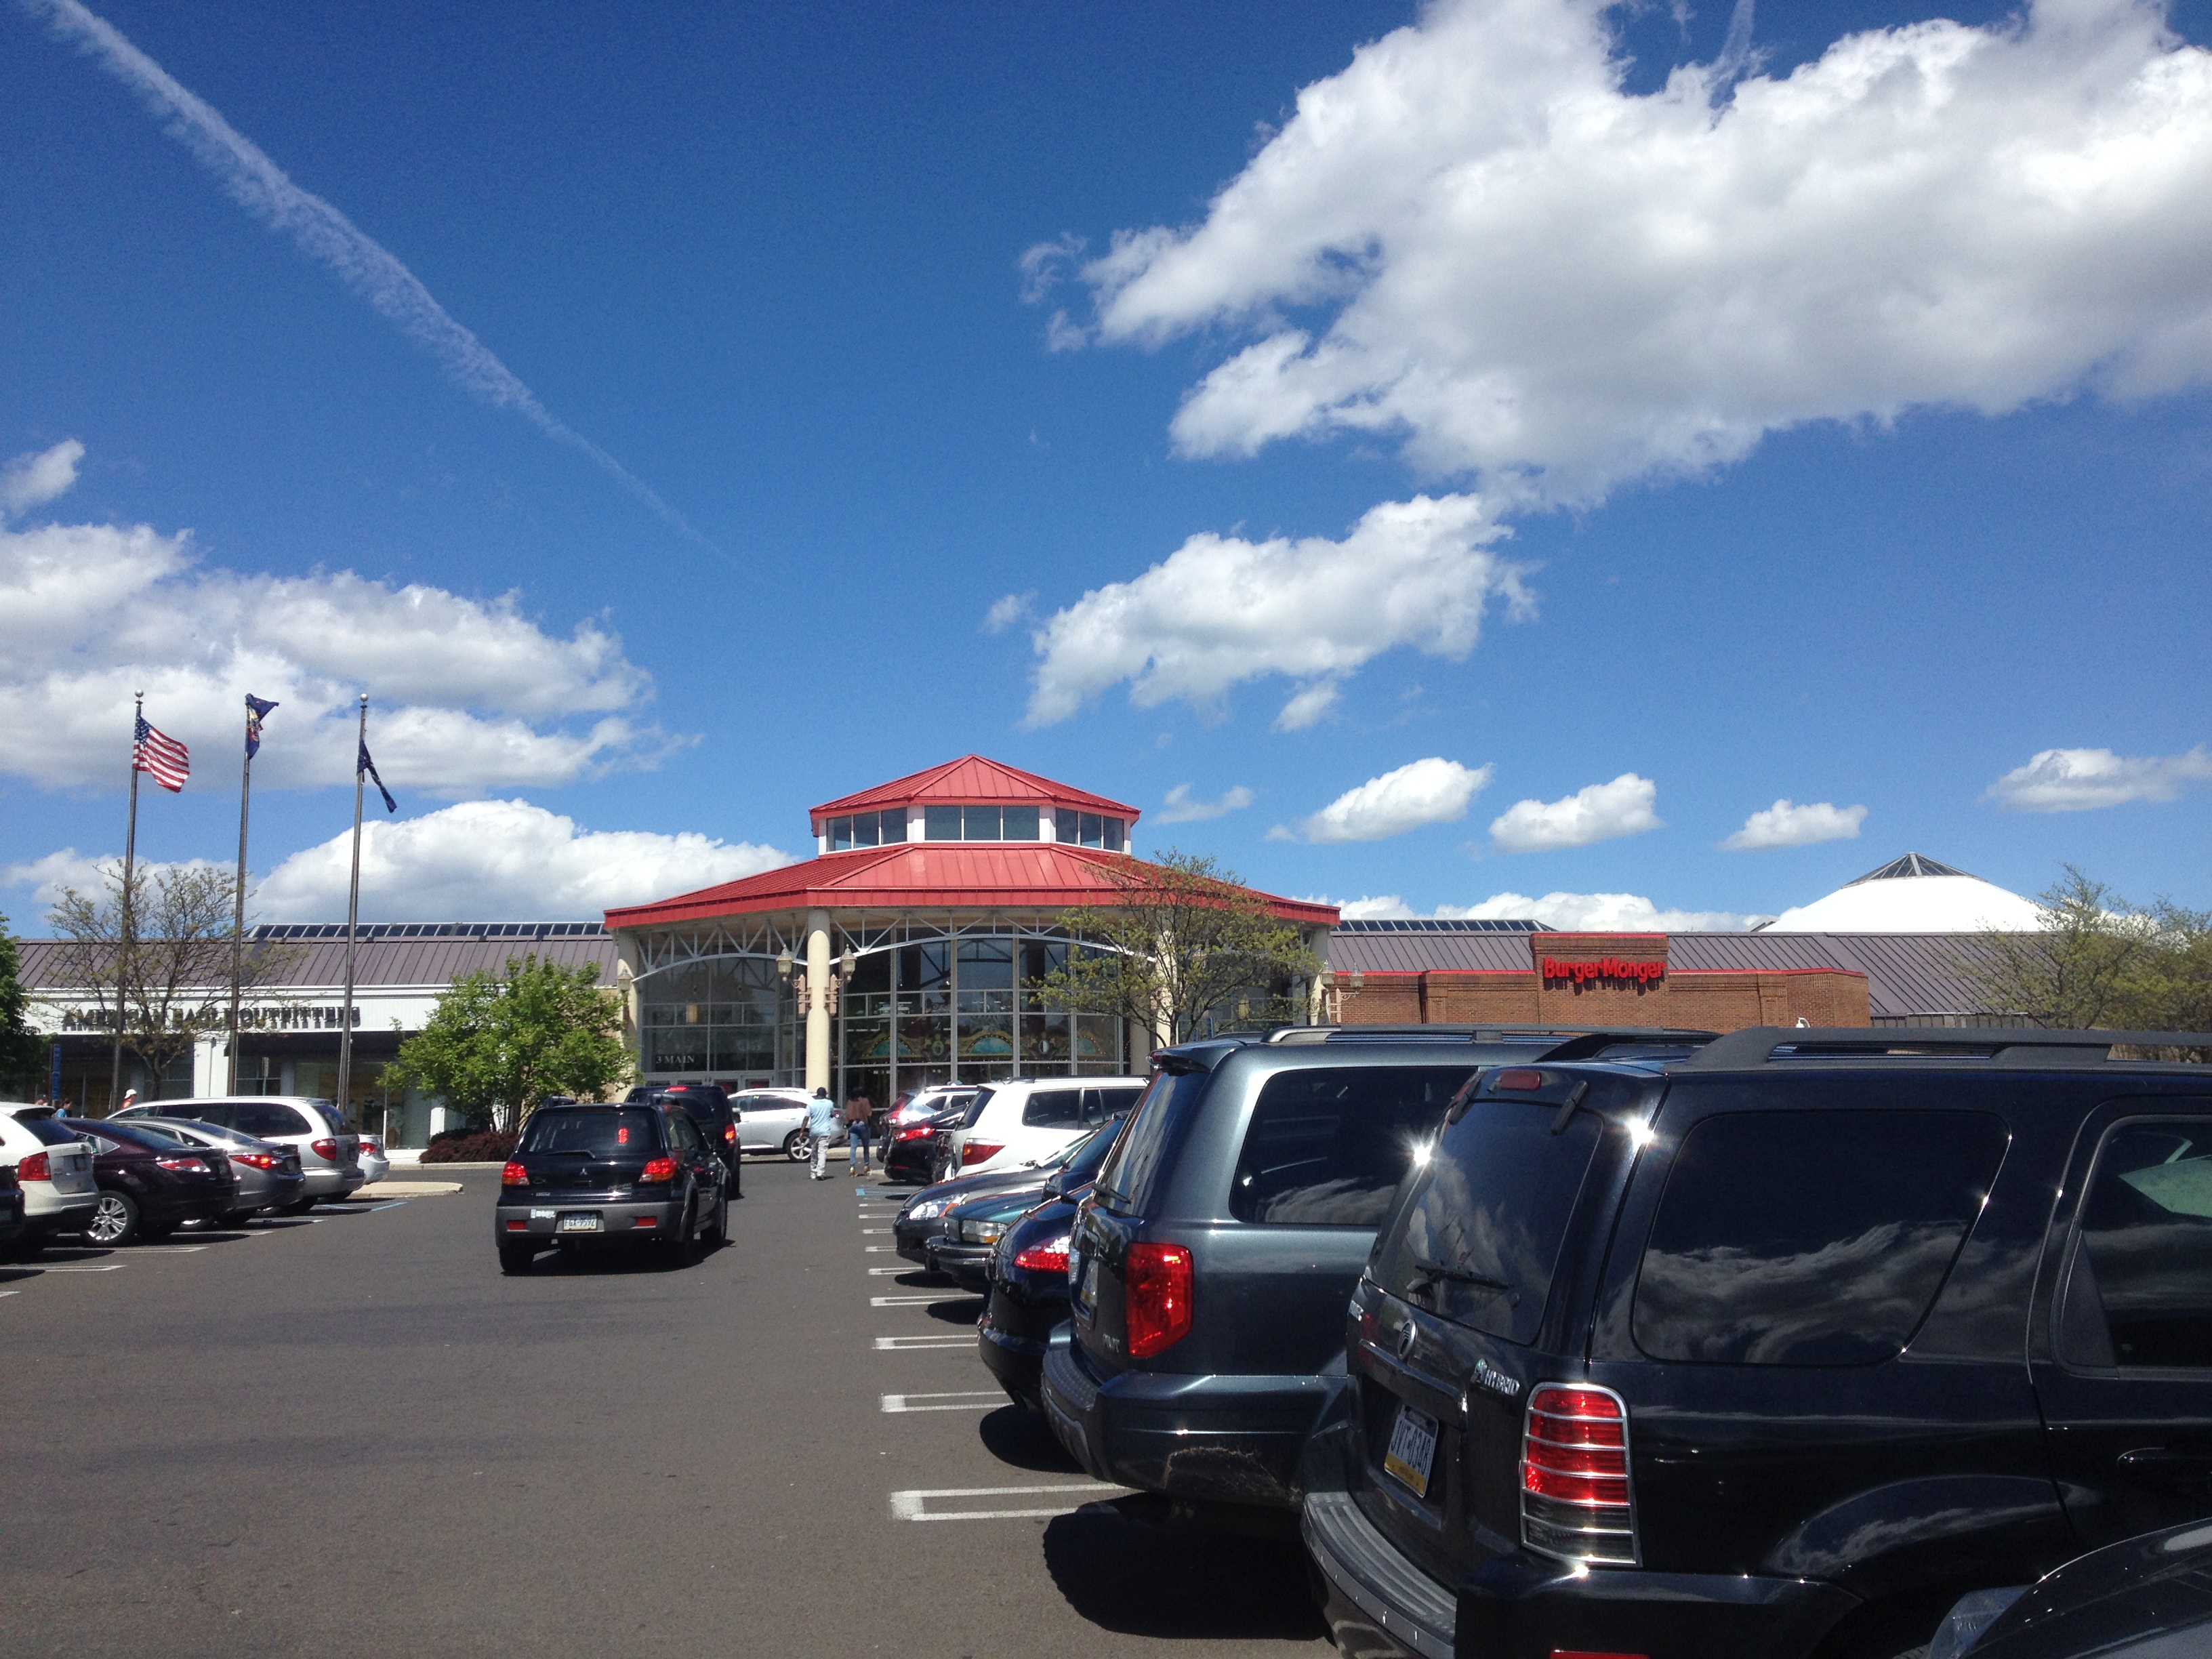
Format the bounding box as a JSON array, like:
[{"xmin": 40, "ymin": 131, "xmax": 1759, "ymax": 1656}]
[{"xmin": 19, "ymin": 759, "xmax": 2041, "ymax": 1145}]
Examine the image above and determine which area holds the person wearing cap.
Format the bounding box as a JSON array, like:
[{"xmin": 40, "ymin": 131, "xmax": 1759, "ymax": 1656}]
[{"xmin": 805, "ymin": 1086, "xmax": 840, "ymax": 1181}]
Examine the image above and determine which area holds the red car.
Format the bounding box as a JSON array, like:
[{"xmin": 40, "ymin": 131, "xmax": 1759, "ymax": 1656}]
[{"xmin": 66, "ymin": 1118, "xmax": 240, "ymax": 1246}]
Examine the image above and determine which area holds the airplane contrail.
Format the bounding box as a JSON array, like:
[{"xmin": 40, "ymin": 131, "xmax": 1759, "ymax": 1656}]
[{"xmin": 22, "ymin": 0, "xmax": 711, "ymax": 548}]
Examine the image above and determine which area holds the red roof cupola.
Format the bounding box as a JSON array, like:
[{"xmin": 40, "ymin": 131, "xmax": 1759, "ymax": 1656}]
[{"xmin": 809, "ymin": 755, "xmax": 1137, "ymax": 834}]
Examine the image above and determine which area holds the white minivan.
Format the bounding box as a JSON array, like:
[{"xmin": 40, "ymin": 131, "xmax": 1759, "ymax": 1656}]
[{"xmin": 947, "ymin": 1077, "xmax": 1149, "ymax": 1177}]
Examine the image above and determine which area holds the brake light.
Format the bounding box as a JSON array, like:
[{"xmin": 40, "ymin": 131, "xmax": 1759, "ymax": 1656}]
[
  {"xmin": 1494, "ymin": 1068, "xmax": 1546, "ymax": 1091},
  {"xmin": 723, "ymin": 1125, "xmax": 736, "ymax": 1144},
  {"xmin": 155, "ymin": 1156, "xmax": 205, "ymax": 1172},
  {"xmin": 310, "ymin": 1138, "xmax": 340, "ymax": 1161},
  {"xmin": 234, "ymin": 1151, "xmax": 280, "ymax": 1171},
  {"xmin": 1013, "ymin": 1233, "xmax": 1071, "ymax": 1273},
  {"xmin": 1124, "ymin": 1242, "xmax": 1193, "ymax": 1357},
  {"xmin": 895, "ymin": 1124, "xmax": 934, "ymax": 1142},
  {"xmin": 500, "ymin": 1161, "xmax": 529, "ymax": 1187},
  {"xmin": 18, "ymin": 1152, "xmax": 50, "ymax": 1182},
  {"xmin": 504, "ymin": 1218, "xmax": 526, "ymax": 1231},
  {"xmin": 640, "ymin": 1156, "xmax": 680, "ymax": 1184},
  {"xmin": 1522, "ymin": 1383, "xmax": 1637, "ymax": 1565},
  {"xmin": 961, "ymin": 1142, "xmax": 1004, "ymax": 1168}
]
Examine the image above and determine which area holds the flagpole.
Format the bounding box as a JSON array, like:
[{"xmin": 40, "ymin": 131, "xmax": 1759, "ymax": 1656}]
[
  {"xmin": 226, "ymin": 700, "xmax": 255, "ymax": 1094},
  {"xmin": 111, "ymin": 691, "xmax": 144, "ymax": 1113},
  {"xmin": 337, "ymin": 694, "xmax": 367, "ymax": 1123}
]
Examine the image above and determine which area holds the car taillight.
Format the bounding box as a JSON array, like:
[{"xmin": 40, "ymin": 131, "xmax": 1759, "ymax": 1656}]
[
  {"xmin": 961, "ymin": 1141, "xmax": 1004, "ymax": 1168},
  {"xmin": 723, "ymin": 1125, "xmax": 736, "ymax": 1144},
  {"xmin": 234, "ymin": 1151, "xmax": 279, "ymax": 1171},
  {"xmin": 1521, "ymin": 1383, "xmax": 1637, "ymax": 1565},
  {"xmin": 310, "ymin": 1138, "xmax": 339, "ymax": 1161},
  {"xmin": 361, "ymin": 1140, "xmax": 382, "ymax": 1155},
  {"xmin": 18, "ymin": 1152, "xmax": 50, "ymax": 1181},
  {"xmin": 500, "ymin": 1161, "xmax": 529, "ymax": 1187},
  {"xmin": 895, "ymin": 1124, "xmax": 934, "ymax": 1142},
  {"xmin": 640, "ymin": 1156, "xmax": 680, "ymax": 1184},
  {"xmin": 1124, "ymin": 1242, "xmax": 1193, "ymax": 1358},
  {"xmin": 1013, "ymin": 1233, "xmax": 1071, "ymax": 1274},
  {"xmin": 155, "ymin": 1155, "xmax": 204, "ymax": 1172}
]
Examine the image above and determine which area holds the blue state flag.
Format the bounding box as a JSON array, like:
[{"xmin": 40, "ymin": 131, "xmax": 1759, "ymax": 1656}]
[
  {"xmin": 357, "ymin": 740, "xmax": 397, "ymax": 813},
  {"xmin": 245, "ymin": 694, "xmax": 278, "ymax": 757}
]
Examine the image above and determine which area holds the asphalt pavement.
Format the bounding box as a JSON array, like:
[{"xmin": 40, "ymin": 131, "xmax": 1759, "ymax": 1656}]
[{"xmin": 0, "ymin": 1153, "xmax": 1331, "ymax": 1658}]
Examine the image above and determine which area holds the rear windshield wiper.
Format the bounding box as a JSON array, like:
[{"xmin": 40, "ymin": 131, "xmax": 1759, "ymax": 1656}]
[{"xmin": 1408, "ymin": 1256, "xmax": 1518, "ymax": 1304}]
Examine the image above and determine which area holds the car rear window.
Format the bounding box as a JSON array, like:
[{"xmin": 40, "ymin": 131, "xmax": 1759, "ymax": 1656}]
[
  {"xmin": 2063, "ymin": 1118, "xmax": 2212, "ymax": 1369},
  {"xmin": 75, "ymin": 1120, "xmax": 188, "ymax": 1152},
  {"xmin": 1374, "ymin": 1086, "xmax": 1616, "ymax": 1345},
  {"xmin": 1229, "ymin": 1066, "xmax": 1471, "ymax": 1227},
  {"xmin": 1094, "ymin": 1069, "xmax": 1207, "ymax": 1216},
  {"xmin": 964, "ymin": 1089, "xmax": 996, "ymax": 1128},
  {"xmin": 1633, "ymin": 1109, "xmax": 2009, "ymax": 1367},
  {"xmin": 519, "ymin": 1109, "xmax": 663, "ymax": 1156},
  {"xmin": 24, "ymin": 1118, "xmax": 85, "ymax": 1147},
  {"xmin": 233, "ymin": 1102, "xmax": 310, "ymax": 1138},
  {"xmin": 1023, "ymin": 1087, "xmax": 1085, "ymax": 1129}
]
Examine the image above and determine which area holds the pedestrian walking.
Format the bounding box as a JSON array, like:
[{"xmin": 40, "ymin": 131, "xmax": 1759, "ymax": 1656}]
[
  {"xmin": 843, "ymin": 1088, "xmax": 875, "ymax": 1176},
  {"xmin": 117, "ymin": 1088, "xmax": 138, "ymax": 1115},
  {"xmin": 806, "ymin": 1086, "xmax": 840, "ymax": 1181}
]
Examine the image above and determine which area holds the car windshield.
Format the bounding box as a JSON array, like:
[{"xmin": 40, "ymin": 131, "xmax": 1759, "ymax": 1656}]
[{"xmin": 518, "ymin": 1109, "xmax": 662, "ymax": 1156}]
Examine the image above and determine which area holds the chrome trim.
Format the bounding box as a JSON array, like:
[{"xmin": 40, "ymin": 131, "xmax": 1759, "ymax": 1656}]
[{"xmin": 1519, "ymin": 1380, "xmax": 1640, "ymax": 1568}]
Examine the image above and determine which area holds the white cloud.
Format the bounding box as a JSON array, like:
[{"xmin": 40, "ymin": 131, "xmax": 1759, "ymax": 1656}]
[
  {"xmin": 26, "ymin": 1, "xmax": 697, "ymax": 540},
  {"xmin": 1153, "ymin": 783, "xmax": 1256, "ymax": 825},
  {"xmin": 1333, "ymin": 890, "xmax": 1769, "ymax": 931},
  {"xmin": 1723, "ymin": 798, "xmax": 1868, "ymax": 851},
  {"xmin": 1023, "ymin": 493, "xmax": 1532, "ymax": 726},
  {"xmin": 247, "ymin": 800, "xmax": 790, "ymax": 921},
  {"xmin": 1986, "ymin": 744, "xmax": 2212, "ymax": 811},
  {"xmin": 983, "ymin": 592, "xmax": 1034, "ymax": 634},
  {"xmin": 1, "ymin": 439, "xmax": 84, "ymax": 516},
  {"xmin": 1, "ymin": 846, "xmax": 228, "ymax": 909},
  {"xmin": 1490, "ymin": 773, "xmax": 1662, "ymax": 853},
  {"xmin": 1072, "ymin": 0, "xmax": 2212, "ymax": 501},
  {"xmin": 1296, "ymin": 758, "xmax": 1494, "ymax": 844},
  {"xmin": 1273, "ymin": 680, "xmax": 1343, "ymax": 731},
  {"xmin": 0, "ymin": 474, "xmax": 680, "ymax": 794}
]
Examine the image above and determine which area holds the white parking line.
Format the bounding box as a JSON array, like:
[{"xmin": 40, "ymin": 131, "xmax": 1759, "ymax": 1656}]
[
  {"xmin": 39, "ymin": 1264, "xmax": 124, "ymax": 1273},
  {"xmin": 889, "ymin": 1482, "xmax": 1131, "ymax": 1521},
  {"xmin": 861, "ymin": 1228, "xmax": 891, "ymax": 1235},
  {"xmin": 881, "ymin": 1391, "xmax": 1002, "ymax": 1414},
  {"xmin": 864, "ymin": 1245, "xmax": 899, "ymax": 1253},
  {"xmin": 130, "ymin": 1246, "xmax": 208, "ymax": 1254},
  {"xmin": 0, "ymin": 1289, "xmax": 18, "ymax": 1298},
  {"xmin": 873, "ymin": 1333, "xmax": 973, "ymax": 1351},
  {"xmin": 870, "ymin": 1293, "xmax": 954, "ymax": 1307},
  {"xmin": 363, "ymin": 1200, "xmax": 410, "ymax": 1212},
  {"xmin": 867, "ymin": 1266, "xmax": 917, "ymax": 1275}
]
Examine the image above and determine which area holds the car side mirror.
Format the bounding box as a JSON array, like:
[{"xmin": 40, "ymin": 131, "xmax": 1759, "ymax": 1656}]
[{"xmin": 1042, "ymin": 1170, "xmax": 1069, "ymax": 1200}]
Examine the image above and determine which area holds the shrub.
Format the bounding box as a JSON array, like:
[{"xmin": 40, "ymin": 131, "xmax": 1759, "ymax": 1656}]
[{"xmin": 419, "ymin": 1128, "xmax": 518, "ymax": 1164}]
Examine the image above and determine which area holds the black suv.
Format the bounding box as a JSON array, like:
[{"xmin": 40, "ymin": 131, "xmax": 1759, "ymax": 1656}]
[
  {"xmin": 497, "ymin": 1099, "xmax": 729, "ymax": 1273},
  {"xmin": 1306, "ymin": 1026, "xmax": 2212, "ymax": 1659},
  {"xmin": 625, "ymin": 1084, "xmax": 742, "ymax": 1195},
  {"xmin": 1042, "ymin": 1026, "xmax": 1711, "ymax": 1519}
]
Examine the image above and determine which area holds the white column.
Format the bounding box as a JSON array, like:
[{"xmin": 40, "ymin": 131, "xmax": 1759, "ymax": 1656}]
[{"xmin": 804, "ymin": 909, "xmax": 832, "ymax": 1093}]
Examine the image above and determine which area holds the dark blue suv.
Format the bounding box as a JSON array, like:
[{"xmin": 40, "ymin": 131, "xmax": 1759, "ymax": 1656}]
[{"xmin": 1041, "ymin": 1026, "xmax": 1711, "ymax": 1518}]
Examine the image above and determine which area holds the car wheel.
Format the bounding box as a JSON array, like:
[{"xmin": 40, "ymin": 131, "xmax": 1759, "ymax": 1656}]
[
  {"xmin": 783, "ymin": 1130, "xmax": 809, "ymax": 1162},
  {"xmin": 661, "ymin": 1200, "xmax": 699, "ymax": 1268},
  {"xmin": 703, "ymin": 1189, "xmax": 728, "ymax": 1245},
  {"xmin": 87, "ymin": 1191, "xmax": 139, "ymax": 1246},
  {"xmin": 280, "ymin": 1197, "xmax": 318, "ymax": 1216},
  {"xmin": 219, "ymin": 1209, "xmax": 256, "ymax": 1229},
  {"xmin": 498, "ymin": 1242, "xmax": 536, "ymax": 1275}
]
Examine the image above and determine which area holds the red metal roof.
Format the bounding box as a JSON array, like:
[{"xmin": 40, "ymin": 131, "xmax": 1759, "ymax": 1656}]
[
  {"xmin": 810, "ymin": 756, "xmax": 1139, "ymax": 823},
  {"xmin": 605, "ymin": 842, "xmax": 1336, "ymax": 931}
]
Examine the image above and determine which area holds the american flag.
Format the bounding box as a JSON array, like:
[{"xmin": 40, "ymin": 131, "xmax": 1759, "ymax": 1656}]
[{"xmin": 134, "ymin": 714, "xmax": 190, "ymax": 792}]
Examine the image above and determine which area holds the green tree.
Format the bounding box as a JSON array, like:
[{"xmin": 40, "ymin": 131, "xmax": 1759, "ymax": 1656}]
[
  {"xmin": 386, "ymin": 955, "xmax": 632, "ymax": 1132},
  {"xmin": 1029, "ymin": 849, "xmax": 1322, "ymax": 1049},
  {"xmin": 1962, "ymin": 867, "xmax": 2212, "ymax": 1046},
  {"xmin": 0, "ymin": 913, "xmax": 45, "ymax": 1094}
]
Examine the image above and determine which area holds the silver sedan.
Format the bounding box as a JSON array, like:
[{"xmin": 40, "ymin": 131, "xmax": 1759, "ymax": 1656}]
[{"xmin": 136, "ymin": 1117, "xmax": 308, "ymax": 1224}]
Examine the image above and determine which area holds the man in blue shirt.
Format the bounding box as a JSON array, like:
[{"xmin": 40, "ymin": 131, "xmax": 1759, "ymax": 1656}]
[{"xmin": 804, "ymin": 1087, "xmax": 840, "ymax": 1181}]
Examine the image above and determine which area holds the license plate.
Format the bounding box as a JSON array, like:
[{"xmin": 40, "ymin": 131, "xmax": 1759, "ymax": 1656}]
[
  {"xmin": 556, "ymin": 1212, "xmax": 602, "ymax": 1233},
  {"xmin": 1077, "ymin": 1255, "xmax": 1100, "ymax": 1310},
  {"xmin": 1383, "ymin": 1403, "xmax": 1439, "ymax": 1500}
]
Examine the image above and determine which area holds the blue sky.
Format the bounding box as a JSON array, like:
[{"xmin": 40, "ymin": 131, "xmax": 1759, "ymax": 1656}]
[{"xmin": 3, "ymin": 0, "xmax": 2209, "ymax": 927}]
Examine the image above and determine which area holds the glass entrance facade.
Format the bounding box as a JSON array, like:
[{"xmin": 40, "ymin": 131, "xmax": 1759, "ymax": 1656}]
[{"xmin": 635, "ymin": 931, "xmax": 1130, "ymax": 1104}]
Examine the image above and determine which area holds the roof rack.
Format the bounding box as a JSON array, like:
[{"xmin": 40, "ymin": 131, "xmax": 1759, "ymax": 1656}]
[
  {"xmin": 1675, "ymin": 1026, "xmax": 2212, "ymax": 1071},
  {"xmin": 1262, "ymin": 1024, "xmax": 1717, "ymax": 1050}
]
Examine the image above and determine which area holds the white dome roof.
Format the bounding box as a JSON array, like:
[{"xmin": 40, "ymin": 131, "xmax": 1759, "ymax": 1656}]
[{"xmin": 1760, "ymin": 853, "xmax": 2044, "ymax": 933}]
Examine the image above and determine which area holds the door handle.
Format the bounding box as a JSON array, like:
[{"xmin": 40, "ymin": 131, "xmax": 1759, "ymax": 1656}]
[{"xmin": 2116, "ymin": 1449, "xmax": 2212, "ymax": 1496}]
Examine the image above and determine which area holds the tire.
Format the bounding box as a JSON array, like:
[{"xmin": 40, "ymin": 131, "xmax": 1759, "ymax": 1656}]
[
  {"xmin": 86, "ymin": 1190, "xmax": 140, "ymax": 1247},
  {"xmin": 703, "ymin": 1189, "xmax": 729, "ymax": 1245},
  {"xmin": 280, "ymin": 1197, "xmax": 317, "ymax": 1216},
  {"xmin": 783, "ymin": 1130, "xmax": 809, "ymax": 1162},
  {"xmin": 498, "ymin": 1242, "xmax": 535, "ymax": 1275},
  {"xmin": 661, "ymin": 1200, "xmax": 699, "ymax": 1268},
  {"xmin": 219, "ymin": 1210, "xmax": 256, "ymax": 1229}
]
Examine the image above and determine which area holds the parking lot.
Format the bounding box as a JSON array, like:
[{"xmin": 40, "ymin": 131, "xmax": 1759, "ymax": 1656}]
[{"xmin": 0, "ymin": 1156, "xmax": 1328, "ymax": 1659}]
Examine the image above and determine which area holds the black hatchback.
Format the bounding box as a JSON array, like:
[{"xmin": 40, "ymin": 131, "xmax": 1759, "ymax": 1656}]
[
  {"xmin": 497, "ymin": 1101, "xmax": 728, "ymax": 1273},
  {"xmin": 1307, "ymin": 1026, "xmax": 2212, "ymax": 1659},
  {"xmin": 624, "ymin": 1084, "xmax": 742, "ymax": 1193}
]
